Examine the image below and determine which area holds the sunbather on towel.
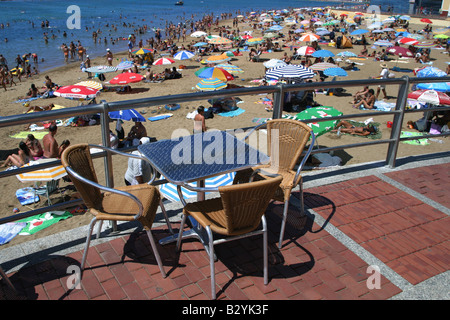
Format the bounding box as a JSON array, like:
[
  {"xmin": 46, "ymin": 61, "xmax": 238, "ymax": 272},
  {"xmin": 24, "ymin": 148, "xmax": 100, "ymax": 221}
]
[{"xmin": 331, "ymin": 120, "xmax": 377, "ymax": 136}]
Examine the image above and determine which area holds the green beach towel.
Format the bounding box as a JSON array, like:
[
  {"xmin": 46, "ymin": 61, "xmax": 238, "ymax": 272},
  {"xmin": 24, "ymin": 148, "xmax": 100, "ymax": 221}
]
[
  {"xmin": 18, "ymin": 211, "xmax": 72, "ymax": 235},
  {"xmin": 400, "ymin": 131, "xmax": 430, "ymax": 145},
  {"xmin": 10, "ymin": 132, "xmax": 47, "ymax": 139}
]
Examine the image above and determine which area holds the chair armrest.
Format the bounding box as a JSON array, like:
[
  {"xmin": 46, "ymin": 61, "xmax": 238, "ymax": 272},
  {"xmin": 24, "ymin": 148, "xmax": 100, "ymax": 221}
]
[
  {"xmin": 176, "ymin": 183, "xmax": 220, "ymax": 207},
  {"xmin": 294, "ymin": 131, "xmax": 315, "ymax": 186},
  {"xmin": 240, "ymin": 122, "xmax": 268, "ymax": 142},
  {"xmin": 65, "ymin": 166, "xmax": 144, "ymax": 220},
  {"xmin": 88, "ymin": 144, "xmax": 156, "ymax": 184}
]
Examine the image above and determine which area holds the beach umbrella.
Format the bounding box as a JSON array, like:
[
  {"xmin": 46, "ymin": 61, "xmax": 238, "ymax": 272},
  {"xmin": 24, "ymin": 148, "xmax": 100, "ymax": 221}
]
[
  {"xmin": 263, "ymin": 32, "xmax": 278, "ymax": 39},
  {"xmin": 131, "ymin": 48, "xmax": 154, "ymax": 55},
  {"xmin": 433, "ymin": 28, "xmax": 449, "ymax": 34},
  {"xmin": 409, "ymin": 34, "xmax": 425, "ymax": 40},
  {"xmin": 337, "ymin": 51, "xmax": 357, "ymax": 57},
  {"xmin": 309, "ymin": 62, "xmax": 338, "ymax": 71},
  {"xmin": 116, "ymin": 60, "xmax": 134, "ymax": 70},
  {"xmin": 17, "ymin": 159, "xmax": 67, "ymax": 182},
  {"xmin": 159, "ymin": 173, "xmax": 235, "ymax": 202},
  {"xmin": 323, "ymin": 67, "xmax": 348, "ymax": 77},
  {"xmin": 414, "ymin": 41, "xmax": 437, "ymax": 49},
  {"xmin": 75, "ymin": 80, "xmax": 103, "ymax": 91},
  {"xmin": 433, "ymin": 34, "xmax": 449, "ymax": 39},
  {"xmin": 173, "ymin": 50, "xmax": 195, "ymax": 60},
  {"xmin": 294, "ymin": 106, "xmax": 343, "ymax": 137},
  {"xmin": 109, "ymin": 108, "xmax": 146, "ymax": 122},
  {"xmin": 297, "ymin": 46, "xmax": 315, "ymax": 56},
  {"xmin": 311, "ymin": 49, "xmax": 335, "ymax": 58},
  {"xmin": 241, "ymin": 34, "xmax": 253, "ymax": 40},
  {"xmin": 373, "ymin": 40, "xmax": 393, "ymax": 47},
  {"xmin": 407, "ymin": 90, "xmax": 450, "ymax": 105},
  {"xmin": 109, "ymin": 72, "xmax": 143, "ymax": 85},
  {"xmin": 54, "ymin": 85, "xmax": 99, "ymax": 100},
  {"xmin": 316, "ymin": 30, "xmax": 330, "ymax": 36},
  {"xmin": 153, "ymin": 57, "xmax": 175, "ymax": 65},
  {"xmin": 215, "ymin": 64, "xmax": 244, "ymax": 74},
  {"xmin": 415, "ymin": 66, "xmax": 447, "ymax": 77},
  {"xmin": 204, "ymin": 54, "xmax": 231, "ymax": 64},
  {"xmin": 190, "ymin": 31, "xmax": 208, "ymax": 38},
  {"xmin": 263, "ymin": 59, "xmax": 287, "ymax": 69},
  {"xmin": 350, "ymin": 29, "xmax": 369, "ymax": 36},
  {"xmin": 268, "ymin": 25, "xmax": 283, "ymax": 31},
  {"xmin": 299, "ymin": 33, "xmax": 320, "ymax": 42},
  {"xmin": 195, "ymin": 67, "xmax": 234, "ymax": 81},
  {"xmin": 265, "ymin": 64, "xmax": 314, "ymax": 81},
  {"xmin": 85, "ymin": 65, "xmax": 118, "ymax": 73},
  {"xmin": 193, "ymin": 42, "xmax": 208, "ymax": 47},
  {"xmin": 208, "ymin": 37, "xmax": 233, "ymax": 45},
  {"xmin": 386, "ymin": 46, "xmax": 414, "ymax": 58},
  {"xmin": 398, "ymin": 37, "xmax": 419, "ymax": 45},
  {"xmin": 246, "ymin": 37, "xmax": 264, "ymax": 46},
  {"xmin": 420, "ymin": 18, "xmax": 432, "ymax": 24},
  {"xmin": 195, "ymin": 78, "xmax": 227, "ymax": 91},
  {"xmin": 399, "ymin": 15, "xmax": 411, "ymax": 21},
  {"xmin": 416, "ymin": 82, "xmax": 450, "ymax": 92}
]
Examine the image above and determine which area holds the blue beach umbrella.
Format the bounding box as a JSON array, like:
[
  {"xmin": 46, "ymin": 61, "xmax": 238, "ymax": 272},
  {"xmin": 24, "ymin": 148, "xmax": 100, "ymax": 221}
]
[
  {"xmin": 109, "ymin": 108, "xmax": 146, "ymax": 122},
  {"xmin": 416, "ymin": 82, "xmax": 450, "ymax": 92},
  {"xmin": 350, "ymin": 29, "xmax": 369, "ymax": 36},
  {"xmin": 116, "ymin": 60, "xmax": 134, "ymax": 70},
  {"xmin": 173, "ymin": 50, "xmax": 195, "ymax": 60},
  {"xmin": 416, "ymin": 67, "xmax": 447, "ymax": 78},
  {"xmin": 193, "ymin": 42, "xmax": 208, "ymax": 47},
  {"xmin": 312, "ymin": 49, "xmax": 335, "ymax": 58},
  {"xmin": 373, "ymin": 40, "xmax": 393, "ymax": 47},
  {"xmin": 323, "ymin": 67, "xmax": 348, "ymax": 77},
  {"xmin": 159, "ymin": 173, "xmax": 236, "ymax": 202}
]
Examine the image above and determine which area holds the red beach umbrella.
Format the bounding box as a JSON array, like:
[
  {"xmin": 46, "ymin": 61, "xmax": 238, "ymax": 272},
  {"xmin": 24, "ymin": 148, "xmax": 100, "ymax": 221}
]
[
  {"xmin": 386, "ymin": 46, "xmax": 414, "ymax": 57},
  {"xmin": 408, "ymin": 90, "xmax": 450, "ymax": 105},
  {"xmin": 398, "ymin": 37, "xmax": 419, "ymax": 46},
  {"xmin": 54, "ymin": 85, "xmax": 99, "ymax": 99},
  {"xmin": 109, "ymin": 72, "xmax": 144, "ymax": 85},
  {"xmin": 420, "ymin": 18, "xmax": 432, "ymax": 24}
]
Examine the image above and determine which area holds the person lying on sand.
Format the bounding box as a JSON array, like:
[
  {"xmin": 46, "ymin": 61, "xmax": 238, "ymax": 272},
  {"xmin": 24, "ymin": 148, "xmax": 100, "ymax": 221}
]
[{"xmin": 331, "ymin": 120, "xmax": 377, "ymax": 136}]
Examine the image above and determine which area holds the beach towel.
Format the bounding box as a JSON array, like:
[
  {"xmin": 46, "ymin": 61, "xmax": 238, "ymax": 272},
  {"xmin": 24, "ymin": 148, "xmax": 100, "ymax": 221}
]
[
  {"xmin": 0, "ymin": 222, "xmax": 27, "ymax": 245},
  {"xmin": 10, "ymin": 131, "xmax": 47, "ymax": 139},
  {"xmin": 360, "ymin": 101, "xmax": 395, "ymax": 112},
  {"xmin": 218, "ymin": 108, "xmax": 245, "ymax": 117},
  {"xmin": 400, "ymin": 131, "xmax": 429, "ymax": 145},
  {"xmin": 16, "ymin": 187, "xmax": 39, "ymax": 205},
  {"xmin": 14, "ymin": 97, "xmax": 40, "ymax": 104},
  {"xmin": 18, "ymin": 211, "xmax": 72, "ymax": 236}
]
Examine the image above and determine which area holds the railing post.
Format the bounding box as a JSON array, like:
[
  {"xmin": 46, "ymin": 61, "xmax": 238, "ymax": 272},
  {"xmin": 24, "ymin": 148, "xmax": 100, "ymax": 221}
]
[
  {"xmin": 272, "ymin": 83, "xmax": 285, "ymax": 119},
  {"xmin": 386, "ymin": 76, "xmax": 409, "ymax": 168}
]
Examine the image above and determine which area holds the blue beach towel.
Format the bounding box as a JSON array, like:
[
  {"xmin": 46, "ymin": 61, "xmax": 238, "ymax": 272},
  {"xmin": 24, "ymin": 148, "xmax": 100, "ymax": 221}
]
[
  {"xmin": 218, "ymin": 108, "xmax": 245, "ymax": 117},
  {"xmin": 16, "ymin": 187, "xmax": 39, "ymax": 205},
  {"xmin": 0, "ymin": 222, "xmax": 26, "ymax": 245}
]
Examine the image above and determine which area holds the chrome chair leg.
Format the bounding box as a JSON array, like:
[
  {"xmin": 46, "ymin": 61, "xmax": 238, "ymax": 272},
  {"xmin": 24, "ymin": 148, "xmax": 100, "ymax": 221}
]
[
  {"xmin": 160, "ymin": 200, "xmax": 174, "ymax": 234},
  {"xmin": 206, "ymin": 226, "xmax": 216, "ymax": 300},
  {"xmin": 262, "ymin": 215, "xmax": 268, "ymax": 285},
  {"xmin": 81, "ymin": 217, "xmax": 97, "ymax": 271},
  {"xmin": 278, "ymin": 199, "xmax": 289, "ymax": 249},
  {"xmin": 146, "ymin": 230, "xmax": 167, "ymax": 278},
  {"xmin": 176, "ymin": 214, "xmax": 187, "ymax": 252}
]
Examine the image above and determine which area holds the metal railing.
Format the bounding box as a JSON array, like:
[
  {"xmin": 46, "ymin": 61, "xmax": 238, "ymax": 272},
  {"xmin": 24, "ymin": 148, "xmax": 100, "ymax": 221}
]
[{"xmin": 0, "ymin": 75, "xmax": 449, "ymax": 225}]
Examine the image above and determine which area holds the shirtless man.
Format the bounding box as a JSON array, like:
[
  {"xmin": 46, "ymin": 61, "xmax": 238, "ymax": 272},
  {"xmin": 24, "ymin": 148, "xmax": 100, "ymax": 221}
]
[
  {"xmin": 42, "ymin": 123, "xmax": 60, "ymax": 158},
  {"xmin": 125, "ymin": 121, "xmax": 147, "ymax": 146},
  {"xmin": 193, "ymin": 106, "xmax": 206, "ymax": 133}
]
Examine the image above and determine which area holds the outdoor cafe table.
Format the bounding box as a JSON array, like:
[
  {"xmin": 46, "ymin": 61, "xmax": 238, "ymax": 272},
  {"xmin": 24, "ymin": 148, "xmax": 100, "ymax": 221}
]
[{"xmin": 138, "ymin": 130, "xmax": 270, "ymax": 248}]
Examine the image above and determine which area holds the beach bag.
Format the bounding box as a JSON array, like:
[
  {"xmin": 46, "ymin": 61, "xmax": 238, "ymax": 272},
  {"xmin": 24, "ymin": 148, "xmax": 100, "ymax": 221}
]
[
  {"xmin": 204, "ymin": 108, "xmax": 214, "ymax": 119},
  {"xmin": 429, "ymin": 122, "xmax": 442, "ymax": 135}
]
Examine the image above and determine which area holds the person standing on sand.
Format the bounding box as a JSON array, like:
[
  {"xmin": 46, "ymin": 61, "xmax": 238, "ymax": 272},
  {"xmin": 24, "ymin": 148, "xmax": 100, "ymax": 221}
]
[
  {"xmin": 375, "ymin": 63, "xmax": 389, "ymax": 100},
  {"xmin": 106, "ymin": 48, "xmax": 113, "ymax": 66},
  {"xmin": 193, "ymin": 106, "xmax": 206, "ymax": 134}
]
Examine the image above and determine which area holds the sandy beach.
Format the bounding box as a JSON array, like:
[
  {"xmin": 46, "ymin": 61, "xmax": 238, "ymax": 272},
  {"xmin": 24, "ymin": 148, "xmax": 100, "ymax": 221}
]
[{"xmin": 0, "ymin": 8, "xmax": 449, "ymax": 248}]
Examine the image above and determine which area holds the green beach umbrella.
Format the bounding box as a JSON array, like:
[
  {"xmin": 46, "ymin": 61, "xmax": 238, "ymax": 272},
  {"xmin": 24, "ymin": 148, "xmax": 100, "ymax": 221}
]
[{"xmin": 294, "ymin": 106, "xmax": 343, "ymax": 137}]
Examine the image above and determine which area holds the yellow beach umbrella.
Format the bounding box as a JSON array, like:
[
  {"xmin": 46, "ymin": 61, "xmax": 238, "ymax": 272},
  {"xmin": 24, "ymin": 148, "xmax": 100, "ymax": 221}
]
[
  {"xmin": 17, "ymin": 159, "xmax": 67, "ymax": 182},
  {"xmin": 208, "ymin": 37, "xmax": 233, "ymax": 45},
  {"xmin": 75, "ymin": 80, "xmax": 103, "ymax": 90},
  {"xmin": 204, "ymin": 54, "xmax": 231, "ymax": 64}
]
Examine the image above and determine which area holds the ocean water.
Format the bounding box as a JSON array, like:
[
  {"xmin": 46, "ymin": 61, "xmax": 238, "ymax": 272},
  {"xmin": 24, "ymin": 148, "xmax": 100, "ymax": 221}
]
[{"xmin": 0, "ymin": 0, "xmax": 408, "ymax": 72}]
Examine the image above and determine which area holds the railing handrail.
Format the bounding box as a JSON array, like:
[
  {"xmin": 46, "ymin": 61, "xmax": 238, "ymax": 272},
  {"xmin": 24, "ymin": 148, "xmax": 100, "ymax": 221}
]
[{"xmin": 0, "ymin": 75, "xmax": 449, "ymax": 226}]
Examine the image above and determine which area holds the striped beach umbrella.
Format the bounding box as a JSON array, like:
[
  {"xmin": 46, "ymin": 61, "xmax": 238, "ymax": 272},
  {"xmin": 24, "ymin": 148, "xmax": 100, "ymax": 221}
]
[
  {"xmin": 265, "ymin": 64, "xmax": 314, "ymax": 81},
  {"xmin": 216, "ymin": 64, "xmax": 244, "ymax": 74},
  {"xmin": 153, "ymin": 57, "xmax": 175, "ymax": 65},
  {"xmin": 159, "ymin": 173, "xmax": 236, "ymax": 202},
  {"xmin": 309, "ymin": 62, "xmax": 338, "ymax": 71},
  {"xmin": 173, "ymin": 50, "xmax": 195, "ymax": 60},
  {"xmin": 75, "ymin": 81, "xmax": 103, "ymax": 90},
  {"xmin": 195, "ymin": 78, "xmax": 227, "ymax": 91},
  {"xmin": 131, "ymin": 48, "xmax": 154, "ymax": 55},
  {"xmin": 195, "ymin": 67, "xmax": 234, "ymax": 81},
  {"xmin": 85, "ymin": 65, "xmax": 118, "ymax": 73},
  {"xmin": 245, "ymin": 37, "xmax": 264, "ymax": 46},
  {"xmin": 297, "ymin": 46, "xmax": 316, "ymax": 56},
  {"xmin": 17, "ymin": 160, "xmax": 67, "ymax": 182},
  {"xmin": 408, "ymin": 90, "xmax": 450, "ymax": 105},
  {"xmin": 299, "ymin": 33, "xmax": 320, "ymax": 42},
  {"xmin": 414, "ymin": 41, "xmax": 437, "ymax": 49}
]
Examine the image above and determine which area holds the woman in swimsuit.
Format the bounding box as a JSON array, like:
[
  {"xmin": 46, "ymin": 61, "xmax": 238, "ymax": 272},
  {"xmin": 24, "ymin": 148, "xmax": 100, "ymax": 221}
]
[{"xmin": 331, "ymin": 120, "xmax": 377, "ymax": 136}]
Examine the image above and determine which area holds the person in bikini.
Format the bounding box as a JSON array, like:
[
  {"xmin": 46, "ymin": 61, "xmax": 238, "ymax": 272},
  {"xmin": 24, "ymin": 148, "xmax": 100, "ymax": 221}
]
[
  {"xmin": 353, "ymin": 88, "xmax": 376, "ymax": 109},
  {"xmin": 331, "ymin": 120, "xmax": 377, "ymax": 136}
]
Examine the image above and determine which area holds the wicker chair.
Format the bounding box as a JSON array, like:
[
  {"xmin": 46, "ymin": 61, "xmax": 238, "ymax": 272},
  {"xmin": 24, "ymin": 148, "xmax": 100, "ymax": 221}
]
[
  {"xmin": 176, "ymin": 176, "xmax": 282, "ymax": 300},
  {"xmin": 233, "ymin": 119, "xmax": 315, "ymax": 248},
  {"xmin": 61, "ymin": 143, "xmax": 172, "ymax": 278}
]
